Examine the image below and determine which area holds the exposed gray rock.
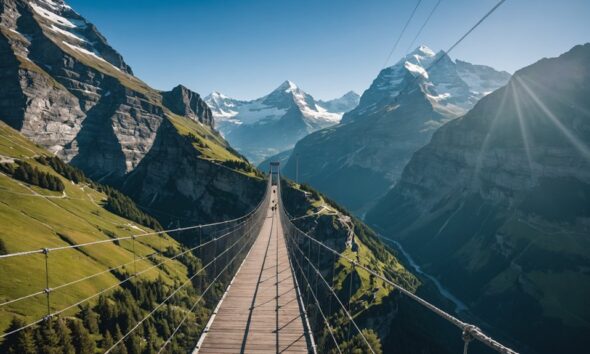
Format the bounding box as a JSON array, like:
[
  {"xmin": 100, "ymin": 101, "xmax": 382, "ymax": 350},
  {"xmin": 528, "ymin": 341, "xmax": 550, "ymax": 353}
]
[
  {"xmin": 366, "ymin": 43, "xmax": 590, "ymax": 354},
  {"xmin": 281, "ymin": 46, "xmax": 510, "ymax": 214},
  {"xmin": 162, "ymin": 84, "xmax": 214, "ymax": 127},
  {"xmin": 0, "ymin": 0, "xmax": 263, "ymax": 223}
]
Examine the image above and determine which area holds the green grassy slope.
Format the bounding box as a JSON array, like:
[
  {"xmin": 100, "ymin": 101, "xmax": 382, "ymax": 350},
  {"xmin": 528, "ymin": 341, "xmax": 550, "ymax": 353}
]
[
  {"xmin": 0, "ymin": 121, "xmax": 191, "ymax": 333},
  {"xmin": 281, "ymin": 180, "xmax": 419, "ymax": 351}
]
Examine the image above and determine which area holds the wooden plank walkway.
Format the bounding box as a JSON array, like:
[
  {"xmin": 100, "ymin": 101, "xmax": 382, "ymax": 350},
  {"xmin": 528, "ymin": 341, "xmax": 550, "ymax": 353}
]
[{"xmin": 195, "ymin": 186, "xmax": 312, "ymax": 354}]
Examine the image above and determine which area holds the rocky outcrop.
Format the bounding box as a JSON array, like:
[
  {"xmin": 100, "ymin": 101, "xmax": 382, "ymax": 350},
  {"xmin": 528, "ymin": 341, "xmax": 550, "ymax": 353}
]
[
  {"xmin": 162, "ymin": 84, "xmax": 214, "ymax": 127},
  {"xmin": 366, "ymin": 44, "xmax": 590, "ymax": 353},
  {"xmin": 120, "ymin": 119, "xmax": 263, "ymax": 226},
  {"xmin": 281, "ymin": 46, "xmax": 510, "ymax": 214}
]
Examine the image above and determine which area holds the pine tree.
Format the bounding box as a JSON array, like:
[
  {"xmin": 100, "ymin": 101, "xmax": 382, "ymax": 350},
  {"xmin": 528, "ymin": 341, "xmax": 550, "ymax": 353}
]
[
  {"xmin": 80, "ymin": 304, "xmax": 99, "ymax": 334},
  {"xmin": 69, "ymin": 320, "xmax": 96, "ymax": 354},
  {"xmin": 36, "ymin": 318, "xmax": 61, "ymax": 354},
  {"xmin": 113, "ymin": 324, "xmax": 124, "ymax": 341},
  {"xmin": 54, "ymin": 317, "xmax": 75, "ymax": 354},
  {"xmin": 0, "ymin": 317, "xmax": 36, "ymax": 354},
  {"xmin": 126, "ymin": 334, "xmax": 142, "ymax": 354},
  {"xmin": 102, "ymin": 330, "xmax": 114, "ymax": 350}
]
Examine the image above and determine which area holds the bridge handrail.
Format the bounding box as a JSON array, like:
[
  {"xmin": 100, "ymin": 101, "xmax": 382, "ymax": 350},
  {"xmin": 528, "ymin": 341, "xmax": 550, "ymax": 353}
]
[
  {"xmin": 0, "ymin": 176, "xmax": 272, "ymax": 342},
  {"xmin": 277, "ymin": 177, "xmax": 376, "ymax": 354},
  {"xmin": 277, "ymin": 177, "xmax": 517, "ymax": 354}
]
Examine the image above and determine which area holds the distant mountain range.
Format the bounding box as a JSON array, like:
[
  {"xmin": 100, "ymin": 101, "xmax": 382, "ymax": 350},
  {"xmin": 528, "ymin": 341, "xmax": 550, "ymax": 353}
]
[
  {"xmin": 205, "ymin": 81, "xmax": 359, "ymax": 164},
  {"xmin": 367, "ymin": 43, "xmax": 590, "ymax": 353},
  {"xmin": 282, "ymin": 45, "xmax": 511, "ymax": 214}
]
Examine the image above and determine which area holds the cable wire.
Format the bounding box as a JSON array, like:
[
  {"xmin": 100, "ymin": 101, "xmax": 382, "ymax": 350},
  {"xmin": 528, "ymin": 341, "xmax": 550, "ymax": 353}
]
[
  {"xmin": 0, "ymin": 182, "xmax": 269, "ymax": 260},
  {"xmin": 383, "ymin": 0, "xmax": 424, "ymax": 68},
  {"xmin": 286, "ymin": 229, "xmax": 342, "ymax": 354},
  {"xmin": 405, "ymin": 0, "xmax": 442, "ymax": 53},
  {"xmin": 105, "ymin": 214, "xmax": 261, "ymax": 353},
  {"xmin": 288, "ymin": 233, "xmax": 376, "ymax": 354},
  {"xmin": 0, "ymin": 211, "xmax": 264, "ymax": 340}
]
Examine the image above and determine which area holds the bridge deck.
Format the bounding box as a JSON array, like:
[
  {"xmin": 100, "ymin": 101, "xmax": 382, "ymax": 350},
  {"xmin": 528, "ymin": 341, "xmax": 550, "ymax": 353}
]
[{"xmin": 196, "ymin": 187, "xmax": 311, "ymax": 353}]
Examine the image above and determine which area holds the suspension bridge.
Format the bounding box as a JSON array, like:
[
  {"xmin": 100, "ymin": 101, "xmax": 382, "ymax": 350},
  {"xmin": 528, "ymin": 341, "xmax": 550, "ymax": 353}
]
[{"xmin": 0, "ymin": 163, "xmax": 518, "ymax": 354}]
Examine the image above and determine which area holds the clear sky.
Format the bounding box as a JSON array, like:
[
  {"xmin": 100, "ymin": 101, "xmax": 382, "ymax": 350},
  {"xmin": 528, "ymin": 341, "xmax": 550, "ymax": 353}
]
[{"xmin": 67, "ymin": 0, "xmax": 590, "ymax": 100}]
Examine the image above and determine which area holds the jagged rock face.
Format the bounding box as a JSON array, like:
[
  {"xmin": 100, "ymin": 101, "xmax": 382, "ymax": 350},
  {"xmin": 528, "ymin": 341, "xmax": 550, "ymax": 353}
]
[
  {"xmin": 120, "ymin": 120, "xmax": 264, "ymax": 225},
  {"xmin": 205, "ymin": 81, "xmax": 351, "ymax": 164},
  {"xmin": 366, "ymin": 44, "xmax": 590, "ymax": 353},
  {"xmin": 162, "ymin": 84, "xmax": 214, "ymax": 127},
  {"xmin": 0, "ymin": 0, "xmax": 164, "ymax": 179},
  {"xmin": 0, "ymin": 0, "xmax": 262, "ymax": 222},
  {"xmin": 282, "ymin": 46, "xmax": 510, "ymax": 214}
]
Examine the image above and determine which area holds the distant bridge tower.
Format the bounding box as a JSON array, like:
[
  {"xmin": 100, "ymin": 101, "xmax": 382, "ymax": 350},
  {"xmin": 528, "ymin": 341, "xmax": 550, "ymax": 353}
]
[{"xmin": 269, "ymin": 161, "xmax": 280, "ymax": 186}]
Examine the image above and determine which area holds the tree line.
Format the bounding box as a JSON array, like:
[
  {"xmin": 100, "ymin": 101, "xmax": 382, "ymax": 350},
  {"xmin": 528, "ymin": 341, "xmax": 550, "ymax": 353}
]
[
  {"xmin": 35, "ymin": 156, "xmax": 163, "ymax": 231},
  {"xmin": 0, "ymin": 161, "xmax": 65, "ymax": 192},
  {"xmin": 1, "ymin": 250, "xmax": 211, "ymax": 354}
]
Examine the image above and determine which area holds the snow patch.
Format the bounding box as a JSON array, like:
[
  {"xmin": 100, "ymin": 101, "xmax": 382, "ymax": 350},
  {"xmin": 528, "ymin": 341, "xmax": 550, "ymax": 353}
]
[
  {"xmin": 30, "ymin": 3, "xmax": 82, "ymax": 29},
  {"xmin": 405, "ymin": 61, "xmax": 429, "ymax": 79},
  {"xmin": 48, "ymin": 24, "xmax": 86, "ymax": 42},
  {"xmin": 62, "ymin": 41, "xmax": 121, "ymax": 72}
]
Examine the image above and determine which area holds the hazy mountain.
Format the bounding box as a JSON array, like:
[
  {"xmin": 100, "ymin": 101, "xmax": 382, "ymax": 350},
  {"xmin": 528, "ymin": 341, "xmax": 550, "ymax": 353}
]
[
  {"xmin": 257, "ymin": 148, "xmax": 292, "ymax": 173},
  {"xmin": 0, "ymin": 0, "xmax": 265, "ymax": 225},
  {"xmin": 318, "ymin": 90, "xmax": 360, "ymax": 113},
  {"xmin": 205, "ymin": 81, "xmax": 356, "ymax": 164},
  {"xmin": 282, "ymin": 46, "xmax": 510, "ymax": 214},
  {"xmin": 366, "ymin": 44, "xmax": 590, "ymax": 353}
]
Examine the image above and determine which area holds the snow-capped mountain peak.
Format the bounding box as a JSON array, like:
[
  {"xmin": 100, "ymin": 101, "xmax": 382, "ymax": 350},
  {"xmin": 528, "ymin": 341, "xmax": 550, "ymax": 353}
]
[
  {"xmin": 26, "ymin": 0, "xmax": 133, "ymax": 74},
  {"xmin": 205, "ymin": 81, "xmax": 357, "ymax": 163},
  {"xmin": 277, "ymin": 80, "xmax": 298, "ymax": 93},
  {"xmin": 344, "ymin": 45, "xmax": 510, "ymax": 123}
]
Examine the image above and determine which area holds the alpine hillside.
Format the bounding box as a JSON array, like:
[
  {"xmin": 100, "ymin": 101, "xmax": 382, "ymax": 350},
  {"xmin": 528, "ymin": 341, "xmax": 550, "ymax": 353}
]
[
  {"xmin": 205, "ymin": 81, "xmax": 359, "ymax": 164},
  {"xmin": 366, "ymin": 43, "xmax": 590, "ymax": 354},
  {"xmin": 282, "ymin": 45, "xmax": 510, "ymax": 214},
  {"xmin": 0, "ymin": 120, "xmax": 213, "ymax": 351},
  {"xmin": 0, "ymin": 0, "xmax": 265, "ymax": 227}
]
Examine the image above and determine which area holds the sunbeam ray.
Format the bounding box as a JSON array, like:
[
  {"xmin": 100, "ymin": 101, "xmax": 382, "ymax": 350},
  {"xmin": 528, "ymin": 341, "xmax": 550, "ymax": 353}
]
[
  {"xmin": 511, "ymin": 81, "xmax": 536, "ymax": 182},
  {"xmin": 472, "ymin": 87, "xmax": 510, "ymax": 189},
  {"xmin": 516, "ymin": 76, "xmax": 590, "ymax": 162}
]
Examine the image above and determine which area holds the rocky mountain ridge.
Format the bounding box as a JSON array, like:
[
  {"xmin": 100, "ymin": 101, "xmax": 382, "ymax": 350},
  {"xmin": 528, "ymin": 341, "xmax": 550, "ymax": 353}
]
[
  {"xmin": 0, "ymin": 0, "xmax": 264, "ymax": 225},
  {"xmin": 205, "ymin": 81, "xmax": 359, "ymax": 164},
  {"xmin": 366, "ymin": 43, "xmax": 590, "ymax": 354},
  {"xmin": 282, "ymin": 45, "xmax": 510, "ymax": 214}
]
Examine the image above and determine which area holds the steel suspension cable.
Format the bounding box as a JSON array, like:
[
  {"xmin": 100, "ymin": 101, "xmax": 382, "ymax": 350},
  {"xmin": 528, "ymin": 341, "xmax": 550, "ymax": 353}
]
[
  {"xmin": 288, "ymin": 231, "xmax": 377, "ymax": 354},
  {"xmin": 382, "ymin": 0, "xmax": 423, "ymax": 68},
  {"xmin": 286, "ymin": 229, "xmax": 342, "ymax": 354},
  {"xmin": 0, "ymin": 180, "xmax": 270, "ymax": 260},
  {"xmin": 105, "ymin": 216, "xmax": 260, "ymax": 353},
  {"xmin": 289, "ymin": 224, "xmax": 518, "ymax": 354},
  {"xmin": 405, "ymin": 0, "xmax": 442, "ymax": 53},
  {"xmin": 0, "ymin": 215, "xmax": 263, "ymax": 340},
  {"xmin": 0, "ymin": 218, "xmax": 247, "ymax": 310}
]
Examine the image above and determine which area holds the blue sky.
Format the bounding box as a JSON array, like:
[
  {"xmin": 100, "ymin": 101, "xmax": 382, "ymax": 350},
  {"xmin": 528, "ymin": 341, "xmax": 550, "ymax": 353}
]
[{"xmin": 68, "ymin": 0, "xmax": 590, "ymax": 100}]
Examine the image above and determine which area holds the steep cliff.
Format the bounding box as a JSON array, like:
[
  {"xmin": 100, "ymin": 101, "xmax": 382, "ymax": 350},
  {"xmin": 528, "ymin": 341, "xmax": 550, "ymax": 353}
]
[
  {"xmin": 282, "ymin": 46, "xmax": 510, "ymax": 214},
  {"xmin": 367, "ymin": 44, "xmax": 590, "ymax": 353},
  {"xmin": 0, "ymin": 0, "xmax": 265, "ymax": 225}
]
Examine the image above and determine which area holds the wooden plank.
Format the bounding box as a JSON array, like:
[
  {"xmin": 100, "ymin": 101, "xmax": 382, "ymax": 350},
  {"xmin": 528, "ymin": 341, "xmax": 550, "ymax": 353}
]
[{"xmin": 196, "ymin": 187, "xmax": 311, "ymax": 353}]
